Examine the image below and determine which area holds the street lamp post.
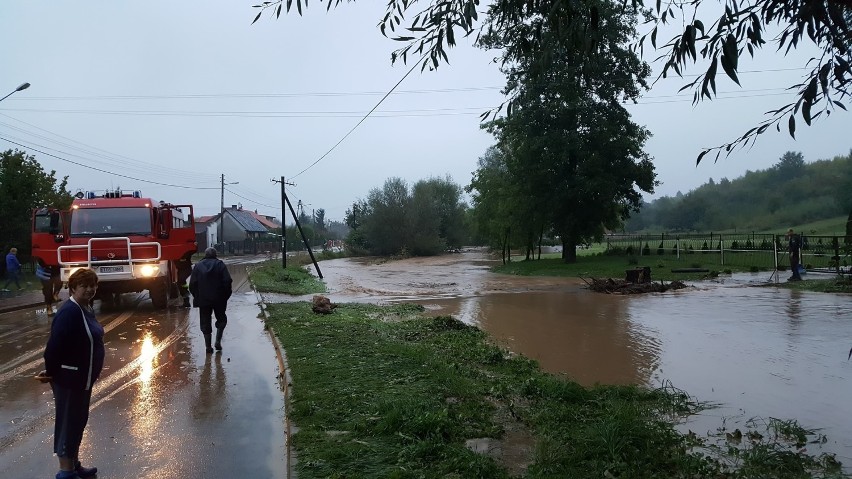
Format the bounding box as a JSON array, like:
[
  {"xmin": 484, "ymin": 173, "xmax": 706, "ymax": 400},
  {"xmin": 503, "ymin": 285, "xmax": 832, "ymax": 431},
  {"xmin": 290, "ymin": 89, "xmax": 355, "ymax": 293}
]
[
  {"xmin": 219, "ymin": 174, "xmax": 239, "ymax": 252},
  {"xmin": 0, "ymin": 82, "xmax": 31, "ymax": 103}
]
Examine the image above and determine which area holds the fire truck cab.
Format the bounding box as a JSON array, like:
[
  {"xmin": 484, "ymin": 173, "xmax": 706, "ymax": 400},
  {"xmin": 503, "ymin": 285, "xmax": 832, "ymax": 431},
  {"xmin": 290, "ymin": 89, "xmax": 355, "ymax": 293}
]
[{"xmin": 31, "ymin": 189, "xmax": 197, "ymax": 309}]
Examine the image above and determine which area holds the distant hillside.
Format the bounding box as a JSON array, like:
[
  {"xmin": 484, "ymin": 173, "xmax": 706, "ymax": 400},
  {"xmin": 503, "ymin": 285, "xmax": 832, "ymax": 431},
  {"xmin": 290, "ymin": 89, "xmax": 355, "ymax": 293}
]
[{"xmin": 625, "ymin": 150, "xmax": 852, "ymax": 233}]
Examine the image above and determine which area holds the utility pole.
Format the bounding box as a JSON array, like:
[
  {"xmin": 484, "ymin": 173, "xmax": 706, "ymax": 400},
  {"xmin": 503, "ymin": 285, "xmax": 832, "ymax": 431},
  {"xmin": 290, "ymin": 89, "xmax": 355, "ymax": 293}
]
[
  {"xmin": 219, "ymin": 174, "xmax": 224, "ymax": 249},
  {"xmin": 219, "ymin": 174, "xmax": 239, "ymax": 253},
  {"xmin": 272, "ymin": 176, "xmax": 323, "ymax": 278},
  {"xmin": 273, "ymin": 176, "xmax": 295, "ymax": 268}
]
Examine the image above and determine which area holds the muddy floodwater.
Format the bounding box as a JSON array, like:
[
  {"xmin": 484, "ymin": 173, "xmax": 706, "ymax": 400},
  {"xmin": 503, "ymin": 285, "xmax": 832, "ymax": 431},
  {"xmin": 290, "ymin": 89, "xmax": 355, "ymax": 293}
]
[{"xmin": 294, "ymin": 249, "xmax": 852, "ymax": 467}]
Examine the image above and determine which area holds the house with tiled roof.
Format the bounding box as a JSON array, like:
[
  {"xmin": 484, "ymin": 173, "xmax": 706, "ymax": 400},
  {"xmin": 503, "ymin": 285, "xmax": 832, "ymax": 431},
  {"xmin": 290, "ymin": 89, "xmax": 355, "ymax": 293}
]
[
  {"xmin": 221, "ymin": 204, "xmax": 270, "ymax": 242},
  {"xmin": 248, "ymin": 210, "xmax": 281, "ymax": 231},
  {"xmin": 194, "ymin": 215, "xmax": 218, "ymax": 251}
]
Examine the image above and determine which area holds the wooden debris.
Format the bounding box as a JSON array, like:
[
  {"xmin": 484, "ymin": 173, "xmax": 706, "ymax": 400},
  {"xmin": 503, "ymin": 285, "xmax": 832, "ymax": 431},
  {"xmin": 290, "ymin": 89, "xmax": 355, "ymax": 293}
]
[
  {"xmin": 583, "ymin": 278, "xmax": 689, "ymax": 295},
  {"xmin": 312, "ymin": 295, "xmax": 338, "ymax": 314}
]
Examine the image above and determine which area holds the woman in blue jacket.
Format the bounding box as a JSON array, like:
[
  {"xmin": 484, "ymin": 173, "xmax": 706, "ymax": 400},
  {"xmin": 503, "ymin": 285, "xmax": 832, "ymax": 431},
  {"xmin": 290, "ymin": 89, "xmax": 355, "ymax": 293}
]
[{"xmin": 43, "ymin": 268, "xmax": 104, "ymax": 479}]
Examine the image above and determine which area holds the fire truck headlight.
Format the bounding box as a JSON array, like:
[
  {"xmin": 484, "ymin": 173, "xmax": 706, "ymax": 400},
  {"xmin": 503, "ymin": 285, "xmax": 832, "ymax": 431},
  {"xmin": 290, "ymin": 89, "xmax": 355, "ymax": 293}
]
[{"xmin": 139, "ymin": 264, "xmax": 160, "ymax": 277}]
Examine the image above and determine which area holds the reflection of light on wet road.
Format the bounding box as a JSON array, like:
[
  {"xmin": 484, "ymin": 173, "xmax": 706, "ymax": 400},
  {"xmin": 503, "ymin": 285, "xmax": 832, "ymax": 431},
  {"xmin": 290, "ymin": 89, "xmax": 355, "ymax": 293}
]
[
  {"xmin": 138, "ymin": 331, "xmax": 157, "ymax": 385},
  {"xmin": 132, "ymin": 331, "xmax": 160, "ymax": 443}
]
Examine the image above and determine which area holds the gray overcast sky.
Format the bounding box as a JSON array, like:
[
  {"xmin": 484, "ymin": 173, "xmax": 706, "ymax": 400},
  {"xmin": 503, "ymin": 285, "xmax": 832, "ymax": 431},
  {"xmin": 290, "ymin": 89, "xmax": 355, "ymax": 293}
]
[{"xmin": 1, "ymin": 2, "xmax": 849, "ymax": 222}]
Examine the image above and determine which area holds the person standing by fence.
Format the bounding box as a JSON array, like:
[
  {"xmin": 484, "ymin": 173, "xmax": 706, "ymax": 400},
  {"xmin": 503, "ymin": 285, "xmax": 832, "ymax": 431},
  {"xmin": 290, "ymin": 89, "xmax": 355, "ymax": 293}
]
[{"xmin": 786, "ymin": 228, "xmax": 803, "ymax": 281}]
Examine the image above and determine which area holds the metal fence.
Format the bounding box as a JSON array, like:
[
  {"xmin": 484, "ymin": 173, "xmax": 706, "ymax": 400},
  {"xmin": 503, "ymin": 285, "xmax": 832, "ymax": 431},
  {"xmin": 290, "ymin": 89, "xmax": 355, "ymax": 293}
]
[
  {"xmin": 604, "ymin": 233, "xmax": 852, "ymax": 274},
  {"xmin": 217, "ymin": 239, "xmax": 282, "ymax": 256}
]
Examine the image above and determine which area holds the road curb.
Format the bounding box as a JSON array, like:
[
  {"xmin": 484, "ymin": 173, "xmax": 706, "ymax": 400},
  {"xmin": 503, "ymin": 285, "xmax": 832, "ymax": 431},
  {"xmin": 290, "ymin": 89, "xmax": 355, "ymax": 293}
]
[
  {"xmin": 252, "ymin": 286, "xmax": 295, "ymax": 479},
  {"xmin": 0, "ymin": 300, "xmax": 43, "ymax": 315}
]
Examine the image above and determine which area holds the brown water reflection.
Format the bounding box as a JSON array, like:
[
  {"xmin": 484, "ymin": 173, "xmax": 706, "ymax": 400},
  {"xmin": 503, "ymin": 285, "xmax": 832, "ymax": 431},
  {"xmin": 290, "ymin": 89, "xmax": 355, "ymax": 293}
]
[
  {"xmin": 422, "ymin": 291, "xmax": 661, "ymax": 386},
  {"xmin": 302, "ymin": 250, "xmax": 852, "ymax": 466}
]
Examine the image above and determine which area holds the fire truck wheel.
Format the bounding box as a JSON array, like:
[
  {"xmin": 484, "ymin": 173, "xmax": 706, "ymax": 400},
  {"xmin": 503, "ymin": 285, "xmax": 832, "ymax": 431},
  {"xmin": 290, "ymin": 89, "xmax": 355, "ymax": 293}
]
[{"xmin": 150, "ymin": 278, "xmax": 169, "ymax": 309}]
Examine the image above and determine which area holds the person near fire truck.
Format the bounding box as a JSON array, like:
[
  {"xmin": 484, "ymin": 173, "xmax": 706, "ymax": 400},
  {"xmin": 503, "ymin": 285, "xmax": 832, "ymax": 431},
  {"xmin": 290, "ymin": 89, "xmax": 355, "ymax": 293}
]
[
  {"xmin": 189, "ymin": 247, "xmax": 232, "ymax": 353},
  {"xmin": 42, "ymin": 268, "xmax": 103, "ymax": 479},
  {"xmin": 36, "ymin": 262, "xmax": 63, "ymax": 316},
  {"xmin": 176, "ymin": 254, "xmax": 192, "ymax": 308}
]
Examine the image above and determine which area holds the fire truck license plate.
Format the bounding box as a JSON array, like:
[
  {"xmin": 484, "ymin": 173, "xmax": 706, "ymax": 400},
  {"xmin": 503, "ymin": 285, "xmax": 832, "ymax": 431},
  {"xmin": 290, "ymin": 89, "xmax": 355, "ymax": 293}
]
[{"xmin": 100, "ymin": 266, "xmax": 124, "ymax": 273}]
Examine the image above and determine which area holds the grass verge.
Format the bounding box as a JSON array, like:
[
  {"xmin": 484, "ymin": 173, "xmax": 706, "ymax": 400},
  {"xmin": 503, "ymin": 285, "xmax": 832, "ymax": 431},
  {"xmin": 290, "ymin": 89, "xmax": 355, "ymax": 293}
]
[
  {"xmin": 248, "ymin": 259, "xmax": 326, "ymax": 295},
  {"xmin": 492, "ymin": 254, "xmax": 753, "ymax": 282},
  {"xmin": 777, "ymin": 276, "xmax": 852, "ymax": 294},
  {"xmin": 264, "ymin": 302, "xmax": 847, "ymax": 478}
]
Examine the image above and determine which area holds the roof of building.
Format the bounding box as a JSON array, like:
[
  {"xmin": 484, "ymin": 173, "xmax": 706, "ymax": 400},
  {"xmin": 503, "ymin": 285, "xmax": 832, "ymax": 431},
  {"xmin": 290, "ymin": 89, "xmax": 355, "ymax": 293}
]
[
  {"xmin": 195, "ymin": 215, "xmax": 216, "ymax": 224},
  {"xmin": 248, "ymin": 210, "xmax": 280, "ymax": 230},
  {"xmin": 226, "ymin": 208, "xmax": 269, "ymax": 233}
]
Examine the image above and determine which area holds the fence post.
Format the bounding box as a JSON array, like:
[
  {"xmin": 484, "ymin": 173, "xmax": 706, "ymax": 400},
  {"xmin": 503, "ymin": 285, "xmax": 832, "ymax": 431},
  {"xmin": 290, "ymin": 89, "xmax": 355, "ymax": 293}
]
[
  {"xmin": 720, "ymin": 235, "xmax": 725, "ymax": 266},
  {"xmin": 676, "ymin": 237, "xmax": 680, "ymax": 259},
  {"xmin": 834, "ymin": 236, "xmax": 841, "ymax": 275},
  {"xmin": 773, "ymin": 234, "xmax": 779, "ymax": 280}
]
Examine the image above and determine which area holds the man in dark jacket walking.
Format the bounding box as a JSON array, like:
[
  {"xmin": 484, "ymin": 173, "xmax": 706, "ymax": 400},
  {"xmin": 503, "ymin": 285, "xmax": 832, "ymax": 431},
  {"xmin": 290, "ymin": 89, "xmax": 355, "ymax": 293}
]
[{"xmin": 189, "ymin": 247, "xmax": 233, "ymax": 353}]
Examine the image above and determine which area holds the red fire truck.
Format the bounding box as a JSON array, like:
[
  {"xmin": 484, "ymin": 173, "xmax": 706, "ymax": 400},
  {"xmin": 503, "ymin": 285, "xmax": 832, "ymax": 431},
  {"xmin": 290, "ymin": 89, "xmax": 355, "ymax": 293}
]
[{"xmin": 31, "ymin": 189, "xmax": 197, "ymax": 308}]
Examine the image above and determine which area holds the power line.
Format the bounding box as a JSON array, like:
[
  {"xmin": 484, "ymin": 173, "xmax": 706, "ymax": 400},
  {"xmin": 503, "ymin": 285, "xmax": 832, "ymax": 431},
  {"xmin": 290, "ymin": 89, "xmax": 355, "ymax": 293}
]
[
  {"xmin": 229, "ymin": 183, "xmax": 280, "ymax": 207},
  {"xmin": 289, "ymin": 58, "xmax": 426, "ymax": 179},
  {"xmin": 0, "ymin": 89, "xmax": 804, "ymax": 119},
  {"xmin": 0, "ymin": 136, "xmax": 220, "ymax": 190},
  {"xmin": 224, "ymin": 187, "xmax": 278, "ymax": 210},
  {"xmin": 4, "ymin": 69, "xmax": 807, "ymax": 101},
  {"xmin": 0, "ymin": 106, "xmax": 496, "ymax": 118},
  {"xmin": 0, "ymin": 113, "xmax": 221, "ymax": 182}
]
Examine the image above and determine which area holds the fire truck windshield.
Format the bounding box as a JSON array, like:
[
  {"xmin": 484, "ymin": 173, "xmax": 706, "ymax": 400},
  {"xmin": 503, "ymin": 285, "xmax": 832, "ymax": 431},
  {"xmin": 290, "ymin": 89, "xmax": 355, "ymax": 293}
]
[{"xmin": 71, "ymin": 207, "xmax": 152, "ymax": 237}]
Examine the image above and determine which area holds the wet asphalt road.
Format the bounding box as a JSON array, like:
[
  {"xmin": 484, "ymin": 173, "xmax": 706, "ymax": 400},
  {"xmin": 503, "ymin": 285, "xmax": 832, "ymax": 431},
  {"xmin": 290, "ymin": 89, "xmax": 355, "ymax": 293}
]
[{"xmin": 0, "ymin": 261, "xmax": 288, "ymax": 478}]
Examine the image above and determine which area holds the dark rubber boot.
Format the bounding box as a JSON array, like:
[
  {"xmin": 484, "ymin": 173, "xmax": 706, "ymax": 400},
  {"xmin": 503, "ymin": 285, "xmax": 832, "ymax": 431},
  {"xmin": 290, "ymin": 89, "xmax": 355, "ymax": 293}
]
[
  {"xmin": 203, "ymin": 333, "xmax": 213, "ymax": 353},
  {"xmin": 214, "ymin": 328, "xmax": 223, "ymax": 351},
  {"xmin": 182, "ymin": 296, "xmax": 191, "ymax": 308}
]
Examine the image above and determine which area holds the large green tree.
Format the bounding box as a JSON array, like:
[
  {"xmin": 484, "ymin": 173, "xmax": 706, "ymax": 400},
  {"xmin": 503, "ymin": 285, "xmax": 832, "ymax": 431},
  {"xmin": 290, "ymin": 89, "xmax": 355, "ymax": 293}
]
[
  {"xmin": 476, "ymin": 0, "xmax": 657, "ymax": 262},
  {"xmin": 0, "ymin": 149, "xmax": 73, "ymax": 260},
  {"xmin": 254, "ymin": 0, "xmax": 851, "ymax": 161}
]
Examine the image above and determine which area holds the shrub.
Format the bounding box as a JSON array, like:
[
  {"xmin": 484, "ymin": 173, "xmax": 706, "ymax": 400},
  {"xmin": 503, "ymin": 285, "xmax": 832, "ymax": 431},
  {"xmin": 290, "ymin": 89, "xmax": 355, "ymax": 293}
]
[
  {"xmin": 701, "ymin": 241, "xmax": 709, "ymax": 254},
  {"xmin": 749, "ymin": 265, "xmax": 760, "ymax": 272},
  {"xmin": 642, "ymin": 242, "xmax": 651, "ymax": 256},
  {"xmin": 657, "ymin": 242, "xmax": 665, "ymax": 255}
]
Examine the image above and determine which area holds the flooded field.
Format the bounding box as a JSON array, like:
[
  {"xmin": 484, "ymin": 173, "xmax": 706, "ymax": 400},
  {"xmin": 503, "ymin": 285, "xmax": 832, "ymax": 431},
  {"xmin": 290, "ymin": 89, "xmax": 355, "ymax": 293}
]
[{"xmin": 292, "ymin": 250, "xmax": 852, "ymax": 467}]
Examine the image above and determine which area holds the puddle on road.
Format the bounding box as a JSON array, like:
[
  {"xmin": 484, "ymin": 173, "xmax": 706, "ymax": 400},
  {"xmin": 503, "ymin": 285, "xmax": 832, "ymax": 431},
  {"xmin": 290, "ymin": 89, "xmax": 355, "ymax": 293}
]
[{"xmin": 298, "ymin": 250, "xmax": 852, "ymax": 465}]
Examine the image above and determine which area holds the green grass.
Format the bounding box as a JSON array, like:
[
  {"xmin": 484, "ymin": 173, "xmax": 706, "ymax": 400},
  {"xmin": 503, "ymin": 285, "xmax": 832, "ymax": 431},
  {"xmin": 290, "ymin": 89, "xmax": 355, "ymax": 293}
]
[
  {"xmin": 493, "ymin": 253, "xmax": 757, "ymax": 281},
  {"xmin": 497, "ymin": 250, "xmax": 852, "ymax": 293},
  {"xmin": 248, "ymin": 259, "xmax": 326, "ymax": 295},
  {"xmin": 783, "ymin": 216, "xmax": 850, "ymax": 236},
  {"xmin": 777, "ymin": 276, "xmax": 852, "ymax": 294},
  {"xmin": 263, "ymin": 302, "xmax": 848, "ymax": 478},
  {"xmin": 630, "ymin": 216, "xmax": 850, "ymax": 236}
]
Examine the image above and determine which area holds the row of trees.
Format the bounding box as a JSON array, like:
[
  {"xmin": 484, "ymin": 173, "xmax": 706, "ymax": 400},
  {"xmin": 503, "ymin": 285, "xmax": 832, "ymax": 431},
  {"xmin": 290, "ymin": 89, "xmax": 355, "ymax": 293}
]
[
  {"xmin": 343, "ymin": 176, "xmax": 467, "ymax": 256},
  {"xmin": 0, "ymin": 149, "xmax": 73, "ymax": 271},
  {"xmin": 626, "ymin": 150, "xmax": 852, "ymax": 232}
]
